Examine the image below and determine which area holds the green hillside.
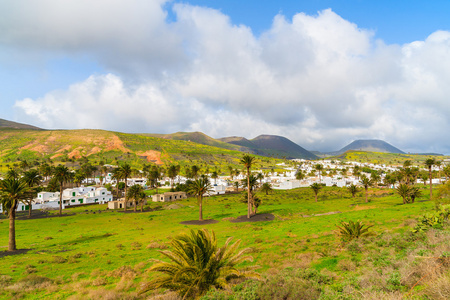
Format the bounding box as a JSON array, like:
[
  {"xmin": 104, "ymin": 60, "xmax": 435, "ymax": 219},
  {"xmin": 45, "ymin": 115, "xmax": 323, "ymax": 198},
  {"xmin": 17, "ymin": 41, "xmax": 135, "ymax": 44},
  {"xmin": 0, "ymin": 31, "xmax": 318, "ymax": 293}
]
[{"xmin": 0, "ymin": 128, "xmax": 282, "ymax": 171}]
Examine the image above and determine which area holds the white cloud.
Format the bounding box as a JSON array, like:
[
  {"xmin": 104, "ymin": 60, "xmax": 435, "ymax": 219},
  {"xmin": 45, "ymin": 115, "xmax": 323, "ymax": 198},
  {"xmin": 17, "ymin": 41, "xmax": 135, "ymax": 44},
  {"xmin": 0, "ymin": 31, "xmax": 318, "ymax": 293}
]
[{"xmin": 7, "ymin": 3, "xmax": 450, "ymax": 153}]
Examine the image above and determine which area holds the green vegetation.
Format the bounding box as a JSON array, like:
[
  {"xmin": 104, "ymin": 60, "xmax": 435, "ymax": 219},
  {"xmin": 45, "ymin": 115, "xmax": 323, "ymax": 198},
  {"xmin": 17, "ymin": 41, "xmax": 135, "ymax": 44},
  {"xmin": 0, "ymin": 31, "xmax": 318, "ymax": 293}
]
[{"xmin": 1, "ymin": 183, "xmax": 448, "ymax": 298}]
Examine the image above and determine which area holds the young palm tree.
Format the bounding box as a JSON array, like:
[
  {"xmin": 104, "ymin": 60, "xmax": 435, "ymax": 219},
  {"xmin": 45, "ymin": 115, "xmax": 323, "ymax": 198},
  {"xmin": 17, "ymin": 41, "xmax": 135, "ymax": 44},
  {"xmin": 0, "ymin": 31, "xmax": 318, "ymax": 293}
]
[
  {"xmin": 310, "ymin": 183, "xmax": 322, "ymax": 202},
  {"xmin": 409, "ymin": 186, "xmax": 422, "ymax": 203},
  {"xmin": 187, "ymin": 177, "xmax": 212, "ymax": 221},
  {"xmin": 22, "ymin": 169, "xmax": 42, "ymax": 217},
  {"xmin": 425, "ymin": 158, "xmax": 435, "ymax": 200},
  {"xmin": 53, "ymin": 165, "xmax": 72, "ymax": 215},
  {"xmin": 260, "ymin": 182, "xmax": 273, "ymax": 195},
  {"xmin": 143, "ymin": 229, "xmax": 259, "ymax": 299},
  {"xmin": 240, "ymin": 155, "xmax": 256, "ymax": 219},
  {"xmin": 347, "ymin": 184, "xmax": 359, "ymax": 198},
  {"xmin": 360, "ymin": 175, "xmax": 372, "ymax": 203},
  {"xmin": 0, "ymin": 177, "xmax": 29, "ymax": 251},
  {"xmin": 336, "ymin": 220, "xmax": 373, "ymax": 244},
  {"xmin": 396, "ymin": 183, "xmax": 411, "ymax": 204}
]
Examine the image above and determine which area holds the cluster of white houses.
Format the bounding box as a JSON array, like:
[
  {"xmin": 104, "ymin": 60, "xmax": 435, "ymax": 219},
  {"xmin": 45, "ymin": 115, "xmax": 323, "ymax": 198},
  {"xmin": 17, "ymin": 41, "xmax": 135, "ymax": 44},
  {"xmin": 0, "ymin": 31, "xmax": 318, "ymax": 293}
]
[{"xmin": 0, "ymin": 186, "xmax": 113, "ymax": 213}]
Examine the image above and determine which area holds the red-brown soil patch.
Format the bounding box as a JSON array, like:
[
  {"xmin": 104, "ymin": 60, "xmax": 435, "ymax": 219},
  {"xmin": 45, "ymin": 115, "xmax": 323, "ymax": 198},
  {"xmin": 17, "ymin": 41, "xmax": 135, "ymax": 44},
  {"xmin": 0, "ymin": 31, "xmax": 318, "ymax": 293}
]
[{"xmin": 137, "ymin": 150, "xmax": 163, "ymax": 165}]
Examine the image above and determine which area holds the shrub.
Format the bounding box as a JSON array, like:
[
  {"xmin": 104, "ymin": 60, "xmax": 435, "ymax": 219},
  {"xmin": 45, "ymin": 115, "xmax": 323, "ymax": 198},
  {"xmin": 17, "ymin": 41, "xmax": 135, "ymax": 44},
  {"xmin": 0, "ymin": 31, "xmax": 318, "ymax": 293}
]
[{"xmin": 336, "ymin": 220, "xmax": 374, "ymax": 244}]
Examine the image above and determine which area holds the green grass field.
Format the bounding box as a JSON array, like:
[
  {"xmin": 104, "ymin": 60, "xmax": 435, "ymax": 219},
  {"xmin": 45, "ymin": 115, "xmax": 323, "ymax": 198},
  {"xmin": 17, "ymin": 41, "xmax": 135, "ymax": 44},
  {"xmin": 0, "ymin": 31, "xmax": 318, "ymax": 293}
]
[{"xmin": 0, "ymin": 186, "xmax": 448, "ymax": 299}]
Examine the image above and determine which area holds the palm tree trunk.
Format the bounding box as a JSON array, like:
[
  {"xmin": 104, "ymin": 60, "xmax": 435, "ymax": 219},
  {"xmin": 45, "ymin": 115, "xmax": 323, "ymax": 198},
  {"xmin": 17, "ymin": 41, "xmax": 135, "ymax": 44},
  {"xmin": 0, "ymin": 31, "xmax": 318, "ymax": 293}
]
[
  {"xmin": 315, "ymin": 193, "xmax": 318, "ymax": 202},
  {"xmin": 247, "ymin": 167, "xmax": 251, "ymax": 219},
  {"xmin": 59, "ymin": 184, "xmax": 63, "ymax": 216},
  {"xmin": 9, "ymin": 210, "xmax": 16, "ymax": 251},
  {"xmin": 141, "ymin": 201, "xmax": 144, "ymax": 212},
  {"xmin": 365, "ymin": 188, "xmax": 368, "ymax": 203},
  {"xmin": 28, "ymin": 199, "xmax": 32, "ymax": 217},
  {"xmin": 199, "ymin": 196, "xmax": 203, "ymax": 221},
  {"xmin": 133, "ymin": 201, "xmax": 137, "ymax": 212},
  {"xmin": 429, "ymin": 167, "xmax": 432, "ymax": 200},
  {"xmin": 124, "ymin": 178, "xmax": 127, "ymax": 212}
]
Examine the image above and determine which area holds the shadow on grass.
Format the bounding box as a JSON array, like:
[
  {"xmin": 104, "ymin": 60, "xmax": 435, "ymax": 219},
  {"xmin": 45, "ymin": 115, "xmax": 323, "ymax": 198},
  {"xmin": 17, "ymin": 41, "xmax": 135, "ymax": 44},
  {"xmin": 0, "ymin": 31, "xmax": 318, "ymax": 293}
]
[{"xmin": 59, "ymin": 233, "xmax": 115, "ymax": 246}]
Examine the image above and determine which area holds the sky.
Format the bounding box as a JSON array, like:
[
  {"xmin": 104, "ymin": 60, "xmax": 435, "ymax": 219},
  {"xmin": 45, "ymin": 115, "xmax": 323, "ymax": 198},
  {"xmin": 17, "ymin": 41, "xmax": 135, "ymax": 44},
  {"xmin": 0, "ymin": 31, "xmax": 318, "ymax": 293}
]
[{"xmin": 1, "ymin": 0, "xmax": 450, "ymax": 154}]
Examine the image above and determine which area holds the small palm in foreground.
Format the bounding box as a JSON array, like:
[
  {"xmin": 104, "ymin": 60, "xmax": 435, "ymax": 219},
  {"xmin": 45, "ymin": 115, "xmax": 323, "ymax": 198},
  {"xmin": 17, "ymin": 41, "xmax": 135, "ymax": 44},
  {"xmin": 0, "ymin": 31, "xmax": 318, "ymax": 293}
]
[
  {"xmin": 260, "ymin": 182, "xmax": 273, "ymax": 195},
  {"xmin": 336, "ymin": 220, "xmax": 373, "ymax": 244},
  {"xmin": 143, "ymin": 229, "xmax": 260, "ymax": 299}
]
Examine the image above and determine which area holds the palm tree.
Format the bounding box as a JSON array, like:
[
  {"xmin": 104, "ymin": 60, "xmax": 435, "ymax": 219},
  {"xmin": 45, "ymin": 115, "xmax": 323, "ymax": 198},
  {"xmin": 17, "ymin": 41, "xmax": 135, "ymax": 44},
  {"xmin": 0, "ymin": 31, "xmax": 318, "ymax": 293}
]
[
  {"xmin": 347, "ymin": 184, "xmax": 359, "ymax": 198},
  {"xmin": 115, "ymin": 163, "xmax": 133, "ymax": 211},
  {"xmin": 409, "ymin": 186, "xmax": 422, "ymax": 203},
  {"xmin": 22, "ymin": 169, "xmax": 42, "ymax": 217},
  {"xmin": 336, "ymin": 220, "xmax": 373, "ymax": 244},
  {"xmin": 187, "ymin": 177, "xmax": 212, "ymax": 221},
  {"xmin": 167, "ymin": 165, "xmax": 179, "ymax": 190},
  {"xmin": 260, "ymin": 182, "xmax": 273, "ymax": 195},
  {"xmin": 211, "ymin": 171, "xmax": 219, "ymax": 185},
  {"xmin": 234, "ymin": 181, "xmax": 240, "ymax": 192},
  {"xmin": 143, "ymin": 229, "xmax": 259, "ymax": 299},
  {"xmin": 6, "ymin": 168, "xmax": 20, "ymax": 180},
  {"xmin": 53, "ymin": 165, "xmax": 72, "ymax": 216},
  {"xmin": 0, "ymin": 177, "xmax": 29, "ymax": 251},
  {"xmin": 256, "ymin": 173, "xmax": 264, "ymax": 185},
  {"xmin": 191, "ymin": 165, "xmax": 201, "ymax": 180},
  {"xmin": 147, "ymin": 167, "xmax": 161, "ymax": 192},
  {"xmin": 310, "ymin": 183, "xmax": 322, "ymax": 202},
  {"xmin": 360, "ymin": 175, "xmax": 372, "ymax": 203},
  {"xmin": 396, "ymin": 183, "xmax": 411, "ymax": 204},
  {"xmin": 127, "ymin": 184, "xmax": 145, "ymax": 212},
  {"xmin": 240, "ymin": 155, "xmax": 256, "ymax": 219},
  {"xmin": 425, "ymin": 158, "xmax": 435, "ymax": 200},
  {"xmin": 315, "ymin": 164, "xmax": 324, "ymax": 182}
]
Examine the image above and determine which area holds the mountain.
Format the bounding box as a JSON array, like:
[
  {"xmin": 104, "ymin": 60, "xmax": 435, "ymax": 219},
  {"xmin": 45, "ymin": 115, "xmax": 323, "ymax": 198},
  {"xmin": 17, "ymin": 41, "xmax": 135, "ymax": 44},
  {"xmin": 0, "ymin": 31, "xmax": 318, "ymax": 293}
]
[
  {"xmin": 0, "ymin": 128, "xmax": 282, "ymax": 168},
  {"xmin": 0, "ymin": 118, "xmax": 42, "ymax": 130},
  {"xmin": 334, "ymin": 139, "xmax": 405, "ymax": 155},
  {"xmin": 219, "ymin": 134, "xmax": 318, "ymax": 160},
  {"xmin": 144, "ymin": 132, "xmax": 243, "ymax": 151}
]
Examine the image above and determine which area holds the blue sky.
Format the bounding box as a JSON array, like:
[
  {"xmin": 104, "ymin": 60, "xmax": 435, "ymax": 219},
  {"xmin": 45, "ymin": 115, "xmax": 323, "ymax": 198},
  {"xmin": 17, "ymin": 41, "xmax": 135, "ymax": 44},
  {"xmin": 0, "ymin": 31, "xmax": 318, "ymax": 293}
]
[{"xmin": 1, "ymin": 0, "xmax": 450, "ymax": 153}]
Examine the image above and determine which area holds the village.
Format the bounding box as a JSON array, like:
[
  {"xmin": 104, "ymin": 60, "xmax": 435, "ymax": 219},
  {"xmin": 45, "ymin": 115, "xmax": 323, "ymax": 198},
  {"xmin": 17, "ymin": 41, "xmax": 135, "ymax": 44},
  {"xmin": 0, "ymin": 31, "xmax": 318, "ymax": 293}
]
[{"xmin": 1, "ymin": 158, "xmax": 446, "ymax": 214}]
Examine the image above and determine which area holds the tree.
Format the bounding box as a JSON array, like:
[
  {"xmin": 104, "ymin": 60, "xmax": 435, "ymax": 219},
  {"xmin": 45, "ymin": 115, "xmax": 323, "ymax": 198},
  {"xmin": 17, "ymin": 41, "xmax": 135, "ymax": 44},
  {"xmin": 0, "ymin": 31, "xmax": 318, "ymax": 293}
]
[
  {"xmin": 187, "ymin": 177, "xmax": 212, "ymax": 221},
  {"xmin": 409, "ymin": 186, "xmax": 422, "ymax": 203},
  {"xmin": 147, "ymin": 166, "xmax": 161, "ymax": 193},
  {"xmin": 143, "ymin": 229, "xmax": 259, "ymax": 299},
  {"xmin": 115, "ymin": 163, "xmax": 133, "ymax": 211},
  {"xmin": 211, "ymin": 171, "xmax": 219, "ymax": 185},
  {"xmin": 347, "ymin": 184, "xmax": 359, "ymax": 198},
  {"xmin": 310, "ymin": 183, "xmax": 322, "ymax": 202},
  {"xmin": 256, "ymin": 173, "xmax": 264, "ymax": 185},
  {"xmin": 336, "ymin": 220, "xmax": 373, "ymax": 244},
  {"xmin": 167, "ymin": 165, "xmax": 179, "ymax": 191},
  {"xmin": 240, "ymin": 155, "xmax": 256, "ymax": 219},
  {"xmin": 295, "ymin": 169, "xmax": 305, "ymax": 180},
  {"xmin": 315, "ymin": 164, "xmax": 324, "ymax": 182},
  {"xmin": 191, "ymin": 165, "xmax": 201, "ymax": 180},
  {"xmin": 425, "ymin": 158, "xmax": 435, "ymax": 200},
  {"xmin": 0, "ymin": 177, "xmax": 29, "ymax": 251},
  {"xmin": 127, "ymin": 184, "xmax": 145, "ymax": 212},
  {"xmin": 396, "ymin": 183, "xmax": 411, "ymax": 204},
  {"xmin": 360, "ymin": 175, "xmax": 372, "ymax": 203},
  {"xmin": 234, "ymin": 181, "xmax": 240, "ymax": 192},
  {"xmin": 6, "ymin": 168, "xmax": 20, "ymax": 180},
  {"xmin": 260, "ymin": 182, "xmax": 273, "ymax": 195},
  {"xmin": 22, "ymin": 169, "xmax": 42, "ymax": 217},
  {"xmin": 53, "ymin": 165, "xmax": 72, "ymax": 216}
]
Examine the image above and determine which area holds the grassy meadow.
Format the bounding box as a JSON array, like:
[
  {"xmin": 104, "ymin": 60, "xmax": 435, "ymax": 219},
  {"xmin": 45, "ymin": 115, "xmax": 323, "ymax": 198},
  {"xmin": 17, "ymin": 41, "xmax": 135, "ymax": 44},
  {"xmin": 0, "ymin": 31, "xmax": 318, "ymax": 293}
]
[{"xmin": 1, "ymin": 184, "xmax": 449, "ymax": 299}]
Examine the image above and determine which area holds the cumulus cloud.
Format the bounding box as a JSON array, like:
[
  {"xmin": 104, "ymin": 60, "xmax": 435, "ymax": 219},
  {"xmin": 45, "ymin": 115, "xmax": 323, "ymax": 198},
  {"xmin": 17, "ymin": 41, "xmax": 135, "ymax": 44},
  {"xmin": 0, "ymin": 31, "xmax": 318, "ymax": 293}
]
[{"xmin": 6, "ymin": 2, "xmax": 450, "ymax": 153}]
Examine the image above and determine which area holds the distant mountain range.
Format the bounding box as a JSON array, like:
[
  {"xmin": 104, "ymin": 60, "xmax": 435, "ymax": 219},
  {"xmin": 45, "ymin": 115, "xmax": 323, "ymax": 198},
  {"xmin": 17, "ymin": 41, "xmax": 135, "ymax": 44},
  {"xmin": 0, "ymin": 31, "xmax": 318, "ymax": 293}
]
[
  {"xmin": 328, "ymin": 139, "xmax": 405, "ymax": 155},
  {"xmin": 219, "ymin": 135, "xmax": 318, "ymax": 160},
  {"xmin": 0, "ymin": 118, "xmax": 42, "ymax": 130},
  {"xmin": 0, "ymin": 118, "xmax": 421, "ymax": 161},
  {"xmin": 147, "ymin": 131, "xmax": 318, "ymax": 159}
]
